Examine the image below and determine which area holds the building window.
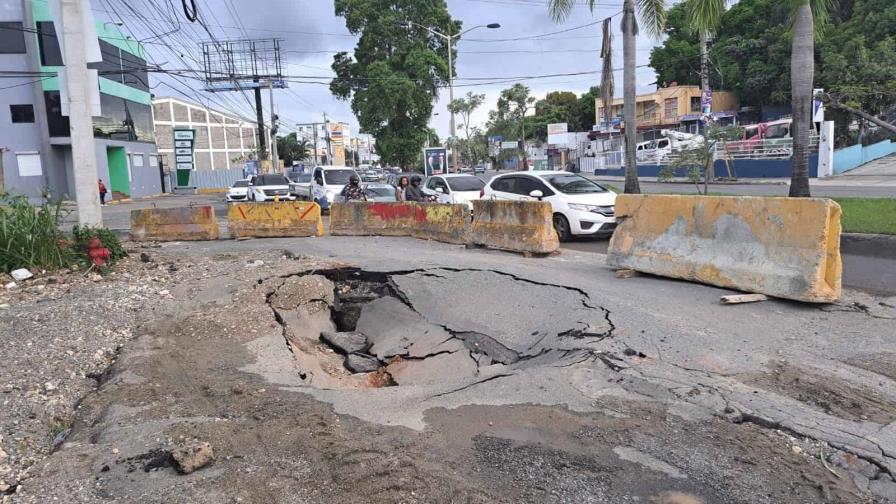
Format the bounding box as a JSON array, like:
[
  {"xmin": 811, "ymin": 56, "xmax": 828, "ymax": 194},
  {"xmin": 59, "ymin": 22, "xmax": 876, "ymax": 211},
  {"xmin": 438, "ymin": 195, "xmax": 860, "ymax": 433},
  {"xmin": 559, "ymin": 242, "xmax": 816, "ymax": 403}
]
[
  {"xmin": 691, "ymin": 96, "xmax": 701, "ymax": 113},
  {"xmin": 664, "ymin": 98, "xmax": 678, "ymax": 119},
  {"xmin": 0, "ymin": 22, "xmax": 27, "ymax": 53},
  {"xmin": 10, "ymin": 104, "xmax": 35, "ymax": 123},
  {"xmin": 44, "ymin": 91, "xmax": 70, "ymax": 137},
  {"xmin": 36, "ymin": 21, "xmax": 63, "ymax": 66}
]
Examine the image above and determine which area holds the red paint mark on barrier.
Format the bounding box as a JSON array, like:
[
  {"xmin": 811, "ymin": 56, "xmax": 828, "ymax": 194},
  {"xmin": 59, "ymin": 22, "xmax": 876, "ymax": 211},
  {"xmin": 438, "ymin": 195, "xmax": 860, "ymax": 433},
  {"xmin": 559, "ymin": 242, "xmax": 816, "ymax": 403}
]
[
  {"xmin": 237, "ymin": 206, "xmax": 247, "ymax": 219},
  {"xmin": 299, "ymin": 205, "xmax": 315, "ymax": 220},
  {"xmin": 368, "ymin": 203, "xmax": 427, "ymax": 222},
  {"xmin": 203, "ymin": 206, "xmax": 212, "ymax": 218}
]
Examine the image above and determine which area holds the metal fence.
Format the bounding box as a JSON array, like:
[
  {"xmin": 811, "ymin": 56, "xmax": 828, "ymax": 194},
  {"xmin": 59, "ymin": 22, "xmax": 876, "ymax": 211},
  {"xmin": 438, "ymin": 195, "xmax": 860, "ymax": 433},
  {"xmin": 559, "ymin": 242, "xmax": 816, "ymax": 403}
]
[{"xmin": 168, "ymin": 168, "xmax": 245, "ymax": 189}]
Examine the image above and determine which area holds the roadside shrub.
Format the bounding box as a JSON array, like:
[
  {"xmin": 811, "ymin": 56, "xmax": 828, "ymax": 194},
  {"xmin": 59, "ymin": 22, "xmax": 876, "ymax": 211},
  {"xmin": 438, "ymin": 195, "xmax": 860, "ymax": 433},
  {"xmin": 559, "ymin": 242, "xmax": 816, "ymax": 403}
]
[
  {"xmin": 70, "ymin": 225, "xmax": 127, "ymax": 266},
  {"xmin": 0, "ymin": 193, "xmax": 72, "ymax": 272}
]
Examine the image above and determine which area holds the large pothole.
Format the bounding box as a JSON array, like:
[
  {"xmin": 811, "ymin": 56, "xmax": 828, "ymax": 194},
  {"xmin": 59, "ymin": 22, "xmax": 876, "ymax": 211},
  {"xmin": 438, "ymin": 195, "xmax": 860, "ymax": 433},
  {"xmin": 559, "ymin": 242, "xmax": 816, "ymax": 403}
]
[{"xmin": 262, "ymin": 267, "xmax": 615, "ymax": 389}]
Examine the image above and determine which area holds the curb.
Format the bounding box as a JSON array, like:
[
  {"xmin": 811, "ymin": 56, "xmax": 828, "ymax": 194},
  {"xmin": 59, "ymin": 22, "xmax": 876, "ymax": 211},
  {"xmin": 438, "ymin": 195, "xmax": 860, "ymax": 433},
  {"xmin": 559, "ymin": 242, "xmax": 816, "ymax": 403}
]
[{"xmin": 841, "ymin": 233, "xmax": 896, "ymax": 259}]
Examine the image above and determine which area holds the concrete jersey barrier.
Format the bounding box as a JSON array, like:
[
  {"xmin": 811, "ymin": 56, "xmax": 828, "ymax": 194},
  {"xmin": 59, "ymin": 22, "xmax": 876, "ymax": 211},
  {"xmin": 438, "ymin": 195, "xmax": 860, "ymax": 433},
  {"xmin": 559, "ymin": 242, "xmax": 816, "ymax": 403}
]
[
  {"xmin": 227, "ymin": 201, "xmax": 324, "ymax": 238},
  {"xmin": 130, "ymin": 206, "xmax": 219, "ymax": 242},
  {"xmin": 329, "ymin": 202, "xmax": 469, "ymax": 245},
  {"xmin": 470, "ymin": 200, "xmax": 559, "ymax": 255},
  {"xmin": 606, "ymin": 194, "xmax": 842, "ymax": 303}
]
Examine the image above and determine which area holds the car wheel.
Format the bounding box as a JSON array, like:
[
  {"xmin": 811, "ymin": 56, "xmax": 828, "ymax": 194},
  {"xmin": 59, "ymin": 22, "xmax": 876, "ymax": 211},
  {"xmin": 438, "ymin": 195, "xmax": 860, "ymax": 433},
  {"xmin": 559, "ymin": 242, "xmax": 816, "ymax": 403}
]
[{"xmin": 553, "ymin": 213, "xmax": 572, "ymax": 242}]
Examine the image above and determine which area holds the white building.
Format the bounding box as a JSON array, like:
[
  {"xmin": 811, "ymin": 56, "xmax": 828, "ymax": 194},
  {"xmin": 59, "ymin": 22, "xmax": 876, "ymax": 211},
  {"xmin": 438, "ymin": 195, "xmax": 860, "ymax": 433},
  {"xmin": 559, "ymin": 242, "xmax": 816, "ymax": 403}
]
[{"xmin": 152, "ymin": 96, "xmax": 270, "ymax": 171}]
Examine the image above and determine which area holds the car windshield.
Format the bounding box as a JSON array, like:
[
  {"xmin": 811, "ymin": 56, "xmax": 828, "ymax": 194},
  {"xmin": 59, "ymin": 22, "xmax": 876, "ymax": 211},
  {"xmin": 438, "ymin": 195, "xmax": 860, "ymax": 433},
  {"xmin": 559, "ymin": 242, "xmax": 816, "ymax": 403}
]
[
  {"xmin": 255, "ymin": 175, "xmax": 289, "ymax": 186},
  {"xmin": 323, "ymin": 169, "xmax": 356, "ymax": 185},
  {"xmin": 541, "ymin": 174, "xmax": 608, "ymax": 194},
  {"xmin": 447, "ymin": 176, "xmax": 485, "ymax": 192},
  {"xmin": 366, "ymin": 187, "xmax": 394, "ymax": 198},
  {"xmin": 232, "ymin": 180, "xmax": 249, "ymax": 188}
]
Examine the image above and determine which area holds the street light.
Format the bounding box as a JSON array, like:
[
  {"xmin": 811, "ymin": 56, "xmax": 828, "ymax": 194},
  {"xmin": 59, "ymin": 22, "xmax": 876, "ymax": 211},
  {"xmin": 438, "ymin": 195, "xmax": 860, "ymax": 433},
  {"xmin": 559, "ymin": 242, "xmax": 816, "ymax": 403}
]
[{"xmin": 400, "ymin": 20, "xmax": 500, "ymax": 172}]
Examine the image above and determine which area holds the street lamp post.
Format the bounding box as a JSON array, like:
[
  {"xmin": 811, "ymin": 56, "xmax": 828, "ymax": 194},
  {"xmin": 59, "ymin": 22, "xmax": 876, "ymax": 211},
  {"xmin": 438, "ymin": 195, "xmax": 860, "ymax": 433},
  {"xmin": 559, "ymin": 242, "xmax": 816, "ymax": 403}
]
[{"xmin": 401, "ymin": 21, "xmax": 500, "ymax": 172}]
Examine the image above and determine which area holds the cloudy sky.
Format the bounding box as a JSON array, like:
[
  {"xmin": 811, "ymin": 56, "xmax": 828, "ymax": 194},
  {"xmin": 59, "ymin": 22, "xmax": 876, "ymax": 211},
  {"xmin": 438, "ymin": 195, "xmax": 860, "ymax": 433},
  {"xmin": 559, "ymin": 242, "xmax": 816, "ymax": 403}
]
[{"xmin": 95, "ymin": 0, "xmax": 671, "ymax": 137}]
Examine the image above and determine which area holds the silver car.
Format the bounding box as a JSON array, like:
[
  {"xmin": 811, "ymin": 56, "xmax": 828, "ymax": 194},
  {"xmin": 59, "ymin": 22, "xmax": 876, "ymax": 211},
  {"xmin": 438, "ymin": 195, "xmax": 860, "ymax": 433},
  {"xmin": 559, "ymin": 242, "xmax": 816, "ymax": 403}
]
[{"xmin": 333, "ymin": 182, "xmax": 397, "ymax": 203}]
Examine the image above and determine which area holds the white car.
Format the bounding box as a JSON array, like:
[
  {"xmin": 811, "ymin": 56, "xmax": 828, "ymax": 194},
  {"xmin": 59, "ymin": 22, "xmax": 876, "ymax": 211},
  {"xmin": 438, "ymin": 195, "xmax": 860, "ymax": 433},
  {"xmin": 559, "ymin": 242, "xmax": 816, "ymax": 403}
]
[
  {"xmin": 247, "ymin": 174, "xmax": 295, "ymax": 202},
  {"xmin": 289, "ymin": 172, "xmax": 313, "ymax": 199},
  {"xmin": 483, "ymin": 171, "xmax": 616, "ymax": 241},
  {"xmin": 423, "ymin": 174, "xmax": 485, "ymax": 210},
  {"xmin": 308, "ymin": 166, "xmax": 360, "ymax": 206},
  {"xmin": 225, "ymin": 179, "xmax": 250, "ymax": 202}
]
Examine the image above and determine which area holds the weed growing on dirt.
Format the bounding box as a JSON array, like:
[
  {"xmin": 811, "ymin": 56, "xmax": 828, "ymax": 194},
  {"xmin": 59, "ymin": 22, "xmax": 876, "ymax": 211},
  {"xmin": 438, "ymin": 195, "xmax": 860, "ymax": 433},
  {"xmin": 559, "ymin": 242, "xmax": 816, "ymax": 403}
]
[{"xmin": 0, "ymin": 193, "xmax": 72, "ymax": 272}]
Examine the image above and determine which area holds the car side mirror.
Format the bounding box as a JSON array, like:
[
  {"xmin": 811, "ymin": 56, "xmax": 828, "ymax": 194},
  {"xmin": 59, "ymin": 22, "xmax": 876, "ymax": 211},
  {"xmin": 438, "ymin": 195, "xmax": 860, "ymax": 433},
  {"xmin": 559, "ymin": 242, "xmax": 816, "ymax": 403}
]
[
  {"xmin": 529, "ymin": 189, "xmax": 544, "ymax": 200},
  {"xmin": 435, "ymin": 187, "xmax": 444, "ymax": 193}
]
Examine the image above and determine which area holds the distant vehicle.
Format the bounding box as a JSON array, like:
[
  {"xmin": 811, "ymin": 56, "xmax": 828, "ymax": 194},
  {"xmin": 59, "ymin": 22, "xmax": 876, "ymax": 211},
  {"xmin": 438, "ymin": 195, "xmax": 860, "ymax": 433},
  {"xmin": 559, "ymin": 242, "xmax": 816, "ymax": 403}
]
[
  {"xmin": 483, "ymin": 171, "xmax": 616, "ymax": 241},
  {"xmin": 285, "ymin": 167, "xmax": 307, "ymax": 182},
  {"xmin": 423, "ymin": 174, "xmax": 485, "ymax": 210},
  {"xmin": 333, "ymin": 182, "xmax": 396, "ymax": 203},
  {"xmin": 309, "ymin": 166, "xmax": 360, "ymax": 207},
  {"xmin": 361, "ymin": 170, "xmax": 380, "ymax": 182},
  {"xmin": 635, "ymin": 137, "xmax": 672, "ymax": 162},
  {"xmin": 226, "ymin": 178, "xmax": 250, "ymax": 202},
  {"xmin": 473, "ymin": 164, "xmax": 486, "ymax": 174},
  {"xmin": 247, "ymin": 174, "xmax": 294, "ymax": 202},
  {"xmin": 289, "ymin": 173, "xmax": 313, "ymax": 198},
  {"xmin": 384, "ymin": 172, "xmax": 421, "ymax": 187}
]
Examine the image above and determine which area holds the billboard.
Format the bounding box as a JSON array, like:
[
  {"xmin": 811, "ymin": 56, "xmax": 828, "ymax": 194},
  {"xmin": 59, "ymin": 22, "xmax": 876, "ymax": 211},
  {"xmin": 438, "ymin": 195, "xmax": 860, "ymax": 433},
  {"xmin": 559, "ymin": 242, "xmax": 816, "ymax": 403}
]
[
  {"xmin": 329, "ymin": 122, "xmax": 345, "ymax": 166},
  {"xmin": 501, "ymin": 141, "xmax": 518, "ymax": 150},
  {"xmin": 547, "ymin": 123, "xmax": 568, "ymax": 145},
  {"xmin": 423, "ymin": 147, "xmax": 448, "ymax": 176}
]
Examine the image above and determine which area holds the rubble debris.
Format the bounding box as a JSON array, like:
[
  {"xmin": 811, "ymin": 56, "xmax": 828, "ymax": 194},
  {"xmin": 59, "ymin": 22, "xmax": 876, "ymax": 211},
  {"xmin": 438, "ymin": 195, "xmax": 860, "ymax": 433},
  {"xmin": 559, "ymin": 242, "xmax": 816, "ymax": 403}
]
[
  {"xmin": 139, "ymin": 252, "xmax": 152, "ymax": 263},
  {"xmin": 615, "ymin": 269, "xmax": 638, "ymax": 279},
  {"xmin": 720, "ymin": 294, "xmax": 769, "ymax": 305},
  {"xmin": 171, "ymin": 441, "xmax": 214, "ymax": 474},
  {"xmin": 320, "ymin": 330, "xmax": 369, "ymax": 354},
  {"xmin": 344, "ymin": 353, "xmax": 381, "ymax": 373},
  {"xmin": 10, "ymin": 269, "xmax": 32, "ymax": 282}
]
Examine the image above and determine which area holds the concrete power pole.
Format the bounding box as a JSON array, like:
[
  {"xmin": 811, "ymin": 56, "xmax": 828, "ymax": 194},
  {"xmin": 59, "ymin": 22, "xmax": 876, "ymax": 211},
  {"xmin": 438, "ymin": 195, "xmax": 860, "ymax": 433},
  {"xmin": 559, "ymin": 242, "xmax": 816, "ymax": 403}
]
[
  {"xmin": 268, "ymin": 80, "xmax": 279, "ymax": 172},
  {"xmin": 323, "ymin": 114, "xmax": 332, "ymax": 164},
  {"xmin": 254, "ymin": 82, "xmax": 267, "ymax": 167},
  {"xmin": 61, "ymin": 0, "xmax": 101, "ymax": 226}
]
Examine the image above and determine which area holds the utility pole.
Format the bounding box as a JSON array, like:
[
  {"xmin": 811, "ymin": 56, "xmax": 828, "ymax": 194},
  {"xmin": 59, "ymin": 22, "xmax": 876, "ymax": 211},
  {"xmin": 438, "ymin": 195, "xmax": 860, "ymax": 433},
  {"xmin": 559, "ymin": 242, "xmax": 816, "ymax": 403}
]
[
  {"xmin": 254, "ymin": 80, "xmax": 267, "ymax": 166},
  {"xmin": 268, "ymin": 80, "xmax": 279, "ymax": 172},
  {"xmin": 447, "ymin": 38, "xmax": 456, "ymax": 173},
  {"xmin": 323, "ymin": 113, "xmax": 332, "ymax": 164},
  {"xmin": 61, "ymin": 0, "xmax": 101, "ymax": 226}
]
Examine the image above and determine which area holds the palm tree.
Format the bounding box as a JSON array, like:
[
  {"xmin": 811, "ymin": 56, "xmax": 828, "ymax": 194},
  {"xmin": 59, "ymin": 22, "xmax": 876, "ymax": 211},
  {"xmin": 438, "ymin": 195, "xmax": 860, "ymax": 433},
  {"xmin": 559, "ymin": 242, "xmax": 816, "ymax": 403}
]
[
  {"xmin": 549, "ymin": 0, "xmax": 667, "ymax": 194},
  {"xmin": 296, "ymin": 138, "xmax": 312, "ymax": 162},
  {"xmin": 788, "ymin": 0, "xmax": 834, "ymax": 197}
]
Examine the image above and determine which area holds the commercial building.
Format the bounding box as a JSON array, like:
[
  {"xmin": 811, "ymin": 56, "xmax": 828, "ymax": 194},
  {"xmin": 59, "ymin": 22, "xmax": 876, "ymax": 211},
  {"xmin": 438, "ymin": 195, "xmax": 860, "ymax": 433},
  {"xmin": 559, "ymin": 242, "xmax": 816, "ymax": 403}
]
[
  {"xmin": 151, "ymin": 96, "xmax": 269, "ymax": 172},
  {"xmin": 0, "ymin": 0, "xmax": 160, "ymax": 199},
  {"xmin": 296, "ymin": 120, "xmax": 351, "ymax": 166},
  {"xmin": 595, "ymin": 84, "xmax": 739, "ymax": 135}
]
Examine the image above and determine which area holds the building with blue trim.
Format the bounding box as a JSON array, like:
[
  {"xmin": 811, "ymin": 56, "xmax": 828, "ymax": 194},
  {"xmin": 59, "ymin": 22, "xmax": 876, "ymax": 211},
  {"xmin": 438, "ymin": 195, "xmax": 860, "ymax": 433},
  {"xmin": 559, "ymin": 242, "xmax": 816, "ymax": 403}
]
[{"xmin": 0, "ymin": 0, "xmax": 160, "ymax": 200}]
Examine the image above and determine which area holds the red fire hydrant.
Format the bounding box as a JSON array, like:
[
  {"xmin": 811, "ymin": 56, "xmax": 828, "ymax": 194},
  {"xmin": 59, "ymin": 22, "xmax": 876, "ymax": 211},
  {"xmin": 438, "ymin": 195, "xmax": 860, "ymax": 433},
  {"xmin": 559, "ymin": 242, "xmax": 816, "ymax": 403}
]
[{"xmin": 87, "ymin": 237, "xmax": 111, "ymax": 267}]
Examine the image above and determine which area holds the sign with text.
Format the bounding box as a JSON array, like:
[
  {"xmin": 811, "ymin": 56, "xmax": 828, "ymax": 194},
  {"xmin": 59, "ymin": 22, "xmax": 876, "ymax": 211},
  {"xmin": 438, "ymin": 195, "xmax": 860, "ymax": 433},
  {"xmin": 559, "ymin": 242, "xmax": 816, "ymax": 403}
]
[
  {"xmin": 173, "ymin": 128, "xmax": 195, "ymax": 187},
  {"xmin": 547, "ymin": 123, "xmax": 568, "ymax": 145},
  {"xmin": 501, "ymin": 141, "xmax": 518, "ymax": 150}
]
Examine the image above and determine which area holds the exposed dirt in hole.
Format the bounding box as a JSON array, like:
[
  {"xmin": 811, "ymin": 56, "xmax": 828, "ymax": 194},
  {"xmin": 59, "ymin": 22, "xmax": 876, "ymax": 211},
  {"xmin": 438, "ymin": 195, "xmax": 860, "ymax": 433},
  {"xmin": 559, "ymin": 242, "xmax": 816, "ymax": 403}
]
[
  {"xmin": 744, "ymin": 361, "xmax": 896, "ymax": 424},
  {"xmin": 261, "ymin": 267, "xmax": 616, "ymax": 389}
]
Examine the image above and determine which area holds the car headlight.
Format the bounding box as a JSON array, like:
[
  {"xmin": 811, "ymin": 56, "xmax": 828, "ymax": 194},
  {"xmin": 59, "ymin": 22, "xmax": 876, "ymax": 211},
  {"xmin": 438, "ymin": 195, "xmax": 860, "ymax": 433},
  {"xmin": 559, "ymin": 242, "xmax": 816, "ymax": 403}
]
[{"xmin": 568, "ymin": 203, "xmax": 599, "ymax": 212}]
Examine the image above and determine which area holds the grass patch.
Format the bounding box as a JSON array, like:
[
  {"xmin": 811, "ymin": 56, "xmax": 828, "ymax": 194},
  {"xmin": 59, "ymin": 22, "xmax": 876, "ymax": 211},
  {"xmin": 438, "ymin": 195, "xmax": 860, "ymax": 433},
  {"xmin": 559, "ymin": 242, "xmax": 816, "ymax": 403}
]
[
  {"xmin": 0, "ymin": 193, "xmax": 72, "ymax": 272},
  {"xmin": 832, "ymin": 197, "xmax": 896, "ymax": 235}
]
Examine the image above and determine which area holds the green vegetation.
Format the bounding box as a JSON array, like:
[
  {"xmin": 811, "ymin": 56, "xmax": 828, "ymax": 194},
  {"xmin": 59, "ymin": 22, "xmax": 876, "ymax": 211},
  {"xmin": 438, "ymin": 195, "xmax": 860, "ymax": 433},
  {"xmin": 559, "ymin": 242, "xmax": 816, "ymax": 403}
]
[
  {"xmin": 833, "ymin": 197, "xmax": 896, "ymax": 235},
  {"xmin": 1, "ymin": 193, "xmax": 127, "ymax": 273},
  {"xmin": 0, "ymin": 194, "xmax": 72, "ymax": 272}
]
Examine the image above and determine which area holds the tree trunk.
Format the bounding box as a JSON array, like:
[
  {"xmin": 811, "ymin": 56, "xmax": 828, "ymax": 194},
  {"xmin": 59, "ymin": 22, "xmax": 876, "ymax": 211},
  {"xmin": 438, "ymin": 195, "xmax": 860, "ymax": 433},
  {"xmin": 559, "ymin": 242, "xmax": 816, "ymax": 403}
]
[
  {"xmin": 789, "ymin": 1, "xmax": 813, "ymax": 197},
  {"xmin": 622, "ymin": 0, "xmax": 640, "ymax": 194},
  {"xmin": 826, "ymin": 98, "xmax": 896, "ymax": 135}
]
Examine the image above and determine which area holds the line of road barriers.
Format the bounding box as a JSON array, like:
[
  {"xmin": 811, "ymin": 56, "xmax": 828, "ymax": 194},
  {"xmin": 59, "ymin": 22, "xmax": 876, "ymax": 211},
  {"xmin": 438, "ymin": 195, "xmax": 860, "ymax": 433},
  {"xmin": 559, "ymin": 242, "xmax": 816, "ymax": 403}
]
[{"xmin": 129, "ymin": 196, "xmax": 843, "ymax": 303}]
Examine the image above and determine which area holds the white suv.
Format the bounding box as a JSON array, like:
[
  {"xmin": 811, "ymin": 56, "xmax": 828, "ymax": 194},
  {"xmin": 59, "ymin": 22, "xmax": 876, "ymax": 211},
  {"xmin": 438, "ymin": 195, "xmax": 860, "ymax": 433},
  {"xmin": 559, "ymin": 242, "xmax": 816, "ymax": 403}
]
[
  {"xmin": 247, "ymin": 174, "xmax": 295, "ymax": 202},
  {"xmin": 309, "ymin": 166, "xmax": 360, "ymax": 206},
  {"xmin": 483, "ymin": 171, "xmax": 616, "ymax": 241},
  {"xmin": 423, "ymin": 174, "xmax": 485, "ymax": 210}
]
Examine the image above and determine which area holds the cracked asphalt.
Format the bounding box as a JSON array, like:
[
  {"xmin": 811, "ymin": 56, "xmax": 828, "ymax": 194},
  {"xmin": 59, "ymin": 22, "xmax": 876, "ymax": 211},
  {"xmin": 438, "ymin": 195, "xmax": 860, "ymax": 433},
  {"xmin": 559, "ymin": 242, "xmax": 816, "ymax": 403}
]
[{"xmin": 5, "ymin": 235, "xmax": 896, "ymax": 503}]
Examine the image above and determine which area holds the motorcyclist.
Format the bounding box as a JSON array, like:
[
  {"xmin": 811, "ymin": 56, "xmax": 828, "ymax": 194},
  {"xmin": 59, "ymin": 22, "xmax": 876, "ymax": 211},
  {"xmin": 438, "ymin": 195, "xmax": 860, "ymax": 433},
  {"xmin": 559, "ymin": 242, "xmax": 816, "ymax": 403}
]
[
  {"xmin": 341, "ymin": 175, "xmax": 367, "ymax": 202},
  {"xmin": 403, "ymin": 176, "xmax": 426, "ymax": 202}
]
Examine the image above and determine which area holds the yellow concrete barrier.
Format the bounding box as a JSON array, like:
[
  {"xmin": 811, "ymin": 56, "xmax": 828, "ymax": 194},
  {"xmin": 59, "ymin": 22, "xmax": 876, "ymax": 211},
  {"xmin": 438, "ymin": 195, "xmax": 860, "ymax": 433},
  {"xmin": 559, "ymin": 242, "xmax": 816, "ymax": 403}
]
[
  {"xmin": 329, "ymin": 202, "xmax": 469, "ymax": 244},
  {"xmin": 130, "ymin": 206, "xmax": 219, "ymax": 241},
  {"xmin": 227, "ymin": 201, "xmax": 323, "ymax": 238},
  {"xmin": 470, "ymin": 200, "xmax": 559, "ymax": 255},
  {"xmin": 606, "ymin": 195, "xmax": 842, "ymax": 303}
]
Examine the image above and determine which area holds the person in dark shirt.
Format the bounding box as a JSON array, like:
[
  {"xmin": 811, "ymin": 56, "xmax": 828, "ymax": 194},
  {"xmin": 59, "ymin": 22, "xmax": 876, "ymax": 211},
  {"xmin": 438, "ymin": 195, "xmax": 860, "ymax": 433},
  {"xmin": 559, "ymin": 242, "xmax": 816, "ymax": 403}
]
[
  {"xmin": 403, "ymin": 176, "xmax": 425, "ymax": 202},
  {"xmin": 340, "ymin": 175, "xmax": 367, "ymax": 201}
]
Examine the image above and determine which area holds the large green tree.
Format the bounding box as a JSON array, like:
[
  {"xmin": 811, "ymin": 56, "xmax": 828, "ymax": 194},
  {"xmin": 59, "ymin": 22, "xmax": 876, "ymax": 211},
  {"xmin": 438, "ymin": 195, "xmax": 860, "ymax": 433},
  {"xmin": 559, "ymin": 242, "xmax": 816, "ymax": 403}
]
[
  {"xmin": 532, "ymin": 91, "xmax": 580, "ymax": 142},
  {"xmin": 577, "ymin": 85, "xmax": 601, "ymax": 131},
  {"xmin": 550, "ymin": 0, "xmax": 667, "ymax": 194},
  {"xmin": 496, "ymin": 84, "xmax": 536, "ymax": 169},
  {"xmin": 330, "ymin": 0, "xmax": 457, "ymax": 170},
  {"xmin": 447, "ymin": 92, "xmax": 485, "ymax": 168}
]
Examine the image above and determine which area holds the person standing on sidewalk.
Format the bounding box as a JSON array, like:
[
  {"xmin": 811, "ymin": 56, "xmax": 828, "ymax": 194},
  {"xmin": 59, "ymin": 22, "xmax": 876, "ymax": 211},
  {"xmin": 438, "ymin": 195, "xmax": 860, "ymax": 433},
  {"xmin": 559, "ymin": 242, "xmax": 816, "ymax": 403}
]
[{"xmin": 98, "ymin": 179, "xmax": 108, "ymax": 206}]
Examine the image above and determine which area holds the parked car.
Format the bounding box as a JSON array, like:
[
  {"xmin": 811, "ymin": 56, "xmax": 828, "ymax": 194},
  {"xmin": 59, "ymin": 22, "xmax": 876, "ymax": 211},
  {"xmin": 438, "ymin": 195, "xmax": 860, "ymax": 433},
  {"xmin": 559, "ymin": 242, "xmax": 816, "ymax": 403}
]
[
  {"xmin": 361, "ymin": 170, "xmax": 380, "ymax": 182},
  {"xmin": 248, "ymin": 174, "xmax": 295, "ymax": 202},
  {"xmin": 482, "ymin": 171, "xmax": 616, "ymax": 241},
  {"xmin": 333, "ymin": 182, "xmax": 397, "ymax": 203},
  {"xmin": 226, "ymin": 179, "xmax": 250, "ymax": 202},
  {"xmin": 309, "ymin": 166, "xmax": 360, "ymax": 206},
  {"xmin": 423, "ymin": 174, "xmax": 485, "ymax": 210},
  {"xmin": 473, "ymin": 164, "xmax": 486, "ymax": 174},
  {"xmin": 289, "ymin": 173, "xmax": 313, "ymax": 198}
]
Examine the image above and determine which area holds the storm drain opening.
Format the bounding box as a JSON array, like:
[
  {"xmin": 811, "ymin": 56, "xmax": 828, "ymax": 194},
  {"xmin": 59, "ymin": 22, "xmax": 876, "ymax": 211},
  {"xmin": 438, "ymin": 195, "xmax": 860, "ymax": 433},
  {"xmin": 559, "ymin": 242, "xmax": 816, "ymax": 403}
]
[{"xmin": 263, "ymin": 267, "xmax": 615, "ymax": 389}]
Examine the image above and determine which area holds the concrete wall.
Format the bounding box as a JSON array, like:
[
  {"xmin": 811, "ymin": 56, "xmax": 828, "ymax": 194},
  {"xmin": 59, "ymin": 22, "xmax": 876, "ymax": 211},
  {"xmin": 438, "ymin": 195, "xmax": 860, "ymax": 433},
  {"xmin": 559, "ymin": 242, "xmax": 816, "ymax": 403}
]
[
  {"xmin": 833, "ymin": 140, "xmax": 896, "ymax": 174},
  {"xmin": 595, "ymin": 155, "xmax": 819, "ymax": 179}
]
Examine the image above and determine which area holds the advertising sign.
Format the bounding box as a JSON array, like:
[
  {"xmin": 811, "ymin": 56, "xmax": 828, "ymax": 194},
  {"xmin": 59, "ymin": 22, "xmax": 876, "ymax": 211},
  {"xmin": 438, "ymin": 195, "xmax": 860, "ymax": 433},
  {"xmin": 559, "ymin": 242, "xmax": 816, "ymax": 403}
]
[
  {"xmin": 501, "ymin": 141, "xmax": 518, "ymax": 150},
  {"xmin": 547, "ymin": 123, "xmax": 568, "ymax": 145},
  {"xmin": 329, "ymin": 122, "xmax": 345, "ymax": 166},
  {"xmin": 423, "ymin": 147, "xmax": 448, "ymax": 176},
  {"xmin": 813, "ymin": 88, "xmax": 825, "ymax": 123},
  {"xmin": 701, "ymin": 89, "xmax": 713, "ymax": 116},
  {"xmin": 172, "ymin": 128, "xmax": 195, "ymax": 187}
]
